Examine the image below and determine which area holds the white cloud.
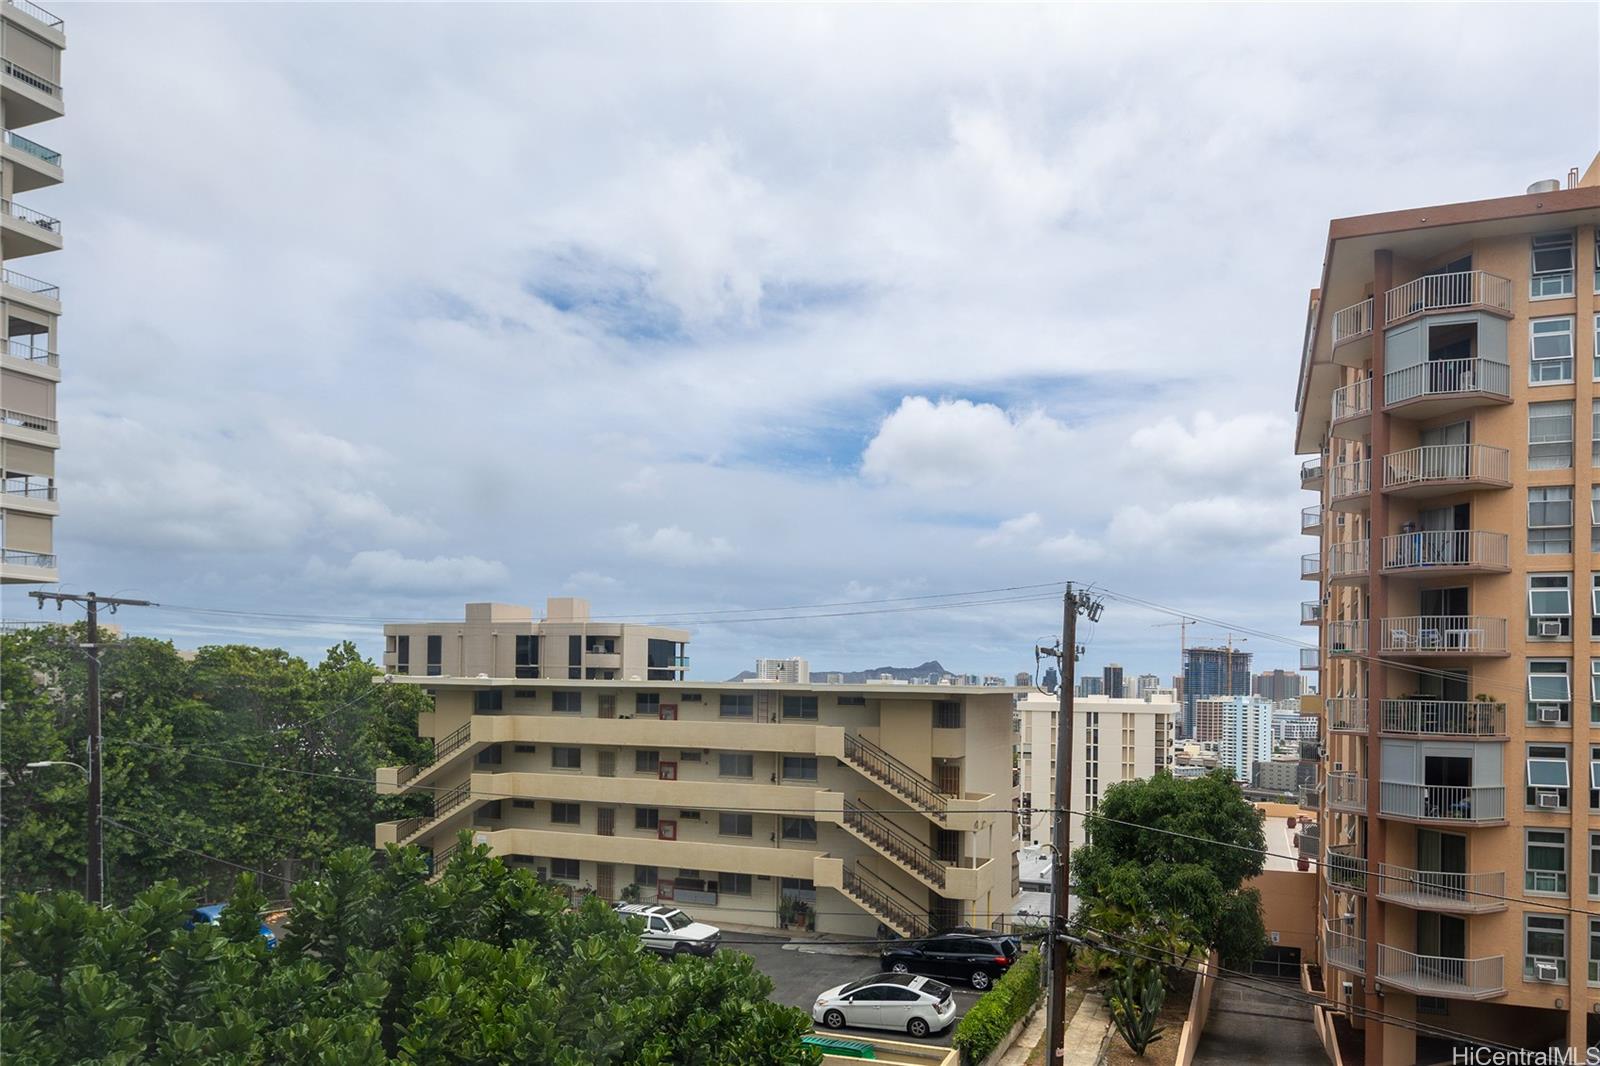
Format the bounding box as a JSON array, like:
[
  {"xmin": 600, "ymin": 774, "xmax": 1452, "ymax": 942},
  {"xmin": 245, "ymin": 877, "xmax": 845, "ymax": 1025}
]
[
  {"xmin": 1107, "ymin": 497, "xmax": 1297, "ymax": 555},
  {"xmin": 617, "ymin": 524, "xmax": 735, "ymax": 566},
  {"xmin": 1037, "ymin": 530, "xmax": 1105, "ymax": 563},
  {"xmin": 861, "ymin": 397, "xmax": 1072, "ymax": 490},
  {"xmin": 307, "ymin": 550, "xmax": 510, "ymax": 593},
  {"xmin": 1126, "ymin": 412, "xmax": 1297, "ymax": 493},
  {"xmin": 977, "ymin": 512, "xmax": 1043, "ymax": 547}
]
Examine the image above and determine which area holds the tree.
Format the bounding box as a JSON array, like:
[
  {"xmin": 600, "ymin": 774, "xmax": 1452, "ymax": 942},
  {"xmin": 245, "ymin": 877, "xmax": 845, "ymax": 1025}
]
[
  {"xmin": 2, "ymin": 835, "xmax": 822, "ymax": 1065},
  {"xmin": 1071, "ymin": 770, "xmax": 1267, "ymax": 968}
]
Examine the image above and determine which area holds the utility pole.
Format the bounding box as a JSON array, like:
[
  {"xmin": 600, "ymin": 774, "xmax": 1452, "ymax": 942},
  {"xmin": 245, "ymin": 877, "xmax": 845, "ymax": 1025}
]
[
  {"xmin": 28, "ymin": 590, "xmax": 156, "ymax": 904},
  {"xmin": 1036, "ymin": 584, "xmax": 1104, "ymax": 1062}
]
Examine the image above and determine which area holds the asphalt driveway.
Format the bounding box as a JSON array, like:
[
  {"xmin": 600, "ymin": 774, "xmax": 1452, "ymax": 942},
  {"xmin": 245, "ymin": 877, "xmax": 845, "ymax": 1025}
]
[{"xmin": 729, "ymin": 934, "xmax": 982, "ymax": 1047}]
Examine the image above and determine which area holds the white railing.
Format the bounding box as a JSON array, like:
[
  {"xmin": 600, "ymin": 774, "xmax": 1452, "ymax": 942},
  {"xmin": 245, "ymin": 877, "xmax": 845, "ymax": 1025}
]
[
  {"xmin": 1301, "ymin": 552, "xmax": 1321, "ymax": 579},
  {"xmin": 2, "ymin": 58, "xmax": 60, "ymax": 99},
  {"xmin": 1379, "ymin": 700, "xmax": 1505, "ymax": 738},
  {"xmin": 0, "ymin": 198, "xmax": 58, "ymax": 233},
  {"xmin": 3, "ymin": 336, "xmax": 55, "ymax": 365},
  {"xmin": 1385, "ymin": 357, "xmax": 1510, "ymax": 408},
  {"xmin": 1376, "ymin": 944, "xmax": 1504, "ymax": 998},
  {"xmin": 5, "ymin": 0, "xmax": 63, "ymax": 30},
  {"xmin": 1301, "ymin": 458, "xmax": 1323, "ymax": 485},
  {"xmin": 1326, "ymin": 697, "xmax": 1367, "ymax": 732},
  {"xmin": 0, "ymin": 548, "xmax": 54, "ymax": 568},
  {"xmin": 1322, "ymin": 920, "xmax": 1365, "ymax": 973},
  {"xmin": 1375, "ymin": 863, "xmax": 1504, "ymax": 912},
  {"xmin": 1382, "ymin": 443, "xmax": 1510, "ymax": 491},
  {"xmin": 1378, "ymin": 616, "xmax": 1507, "ymax": 655},
  {"xmin": 1329, "ymin": 459, "xmax": 1369, "ymax": 501},
  {"xmin": 1378, "ymin": 782, "xmax": 1506, "ymax": 823},
  {"xmin": 1327, "ymin": 620, "xmax": 1367, "ymax": 654},
  {"xmin": 0, "ymin": 407, "xmax": 55, "ymax": 433},
  {"xmin": 1302, "ymin": 505, "xmax": 1322, "ymax": 532},
  {"xmin": 1327, "ymin": 541, "xmax": 1369, "ymax": 580},
  {"xmin": 1301, "ymin": 601, "xmax": 1321, "ymax": 624},
  {"xmin": 1380, "ymin": 530, "xmax": 1508, "ymax": 573},
  {"xmin": 2, "ymin": 268, "xmax": 57, "ymax": 298},
  {"xmin": 1326, "ymin": 845, "xmax": 1368, "ymax": 892},
  {"xmin": 1384, "ymin": 270, "xmax": 1513, "ymax": 323},
  {"xmin": 1331, "ymin": 298, "xmax": 1374, "ymax": 347},
  {"xmin": 1328, "ymin": 772, "xmax": 1366, "ymax": 812},
  {"xmin": 1299, "ymin": 647, "xmax": 1319, "ymax": 671},
  {"xmin": 1331, "ymin": 377, "xmax": 1372, "ymax": 422},
  {"xmin": 1, "ymin": 475, "xmax": 54, "ymax": 500}
]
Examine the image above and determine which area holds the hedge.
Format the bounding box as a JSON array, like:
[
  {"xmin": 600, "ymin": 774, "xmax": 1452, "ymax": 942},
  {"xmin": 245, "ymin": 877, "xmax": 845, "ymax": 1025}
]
[{"xmin": 951, "ymin": 949, "xmax": 1043, "ymax": 1065}]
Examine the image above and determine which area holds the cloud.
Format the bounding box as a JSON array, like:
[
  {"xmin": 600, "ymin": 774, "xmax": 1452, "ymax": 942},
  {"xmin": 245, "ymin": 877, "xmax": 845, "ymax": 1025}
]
[
  {"xmin": 1037, "ymin": 530, "xmax": 1105, "ymax": 562},
  {"xmin": 1107, "ymin": 497, "xmax": 1297, "ymax": 555},
  {"xmin": 617, "ymin": 524, "xmax": 735, "ymax": 566},
  {"xmin": 861, "ymin": 397, "xmax": 1072, "ymax": 490},
  {"xmin": 307, "ymin": 550, "xmax": 510, "ymax": 593},
  {"xmin": 977, "ymin": 512, "xmax": 1043, "ymax": 547},
  {"xmin": 1126, "ymin": 412, "xmax": 1297, "ymax": 493}
]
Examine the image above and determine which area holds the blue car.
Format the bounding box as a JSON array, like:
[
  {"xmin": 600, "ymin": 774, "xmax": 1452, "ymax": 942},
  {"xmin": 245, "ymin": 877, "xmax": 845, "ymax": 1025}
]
[{"xmin": 186, "ymin": 904, "xmax": 277, "ymax": 949}]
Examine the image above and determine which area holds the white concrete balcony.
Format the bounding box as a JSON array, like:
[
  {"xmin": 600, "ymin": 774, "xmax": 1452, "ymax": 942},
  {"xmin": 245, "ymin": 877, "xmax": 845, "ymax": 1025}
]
[
  {"xmin": 0, "ymin": 198, "xmax": 61, "ymax": 258},
  {"xmin": 1378, "ymin": 700, "xmax": 1505, "ymax": 739},
  {"xmin": 1322, "ymin": 920, "xmax": 1365, "ymax": 974},
  {"xmin": 1327, "ymin": 620, "xmax": 1366, "ymax": 656},
  {"xmin": 1301, "ymin": 457, "xmax": 1323, "ymax": 491},
  {"xmin": 2, "ymin": 268, "xmax": 58, "ymax": 311},
  {"xmin": 1384, "ymin": 357, "xmax": 1511, "ymax": 418},
  {"xmin": 3, "ymin": 336, "xmax": 57, "ymax": 371},
  {"xmin": 2, "ymin": 130, "xmax": 60, "ymax": 192},
  {"xmin": 1378, "ymin": 616, "xmax": 1507, "ymax": 657},
  {"xmin": 1374, "ymin": 863, "xmax": 1505, "ymax": 914},
  {"xmin": 1381, "ymin": 443, "xmax": 1510, "ymax": 498},
  {"xmin": 0, "ymin": 407, "xmax": 58, "ymax": 446},
  {"xmin": 1384, "ymin": 270, "xmax": 1513, "ymax": 328},
  {"xmin": 0, "ymin": 474, "xmax": 56, "ymax": 515},
  {"xmin": 1326, "ymin": 844, "xmax": 1367, "ymax": 894},
  {"xmin": 0, "ymin": 58, "xmax": 63, "ymax": 128},
  {"xmin": 1378, "ymin": 782, "xmax": 1505, "ymax": 825},
  {"xmin": 1330, "ymin": 298, "xmax": 1374, "ymax": 365},
  {"xmin": 1330, "ymin": 377, "xmax": 1371, "ymax": 439},
  {"xmin": 1328, "ymin": 459, "xmax": 1370, "ymax": 511},
  {"xmin": 1327, "ymin": 542, "xmax": 1369, "ymax": 584},
  {"xmin": 1375, "ymin": 944, "xmax": 1505, "ymax": 1000},
  {"xmin": 1379, "ymin": 530, "xmax": 1509, "ymax": 577},
  {"xmin": 1302, "ymin": 505, "xmax": 1323, "ymax": 535},
  {"xmin": 1328, "ymin": 772, "xmax": 1365, "ymax": 813},
  {"xmin": 0, "ymin": 548, "xmax": 56, "ymax": 584},
  {"xmin": 1326, "ymin": 697, "xmax": 1367, "ymax": 733}
]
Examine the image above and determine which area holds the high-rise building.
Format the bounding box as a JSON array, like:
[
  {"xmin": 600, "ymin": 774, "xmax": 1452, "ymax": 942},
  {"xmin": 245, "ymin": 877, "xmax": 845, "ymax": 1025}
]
[
  {"xmin": 1102, "ymin": 664, "xmax": 1125, "ymax": 699},
  {"xmin": 754, "ymin": 657, "xmax": 810, "ymax": 684},
  {"xmin": 1135, "ymin": 673, "xmax": 1162, "ymax": 700},
  {"xmin": 1181, "ymin": 647, "xmax": 1251, "ymax": 738},
  {"xmin": 1015, "ymin": 693, "xmax": 1175, "ymax": 850},
  {"xmin": 376, "ymin": 599, "xmax": 1021, "ymax": 937},
  {"xmin": 1014, "ymin": 671, "xmax": 1032, "ymax": 688},
  {"xmin": 0, "ymin": 2, "xmax": 64, "ymax": 586},
  {"xmin": 1077, "ymin": 676, "xmax": 1104, "ymax": 698},
  {"xmin": 1296, "ymin": 158, "xmax": 1600, "ymax": 1058},
  {"xmin": 1200, "ymin": 695, "xmax": 1274, "ymax": 785},
  {"xmin": 1252, "ymin": 669, "xmax": 1304, "ymax": 701}
]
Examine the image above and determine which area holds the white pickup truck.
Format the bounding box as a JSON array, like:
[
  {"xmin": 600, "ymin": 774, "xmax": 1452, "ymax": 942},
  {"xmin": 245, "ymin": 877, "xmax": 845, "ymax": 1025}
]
[{"xmin": 614, "ymin": 903, "xmax": 722, "ymax": 957}]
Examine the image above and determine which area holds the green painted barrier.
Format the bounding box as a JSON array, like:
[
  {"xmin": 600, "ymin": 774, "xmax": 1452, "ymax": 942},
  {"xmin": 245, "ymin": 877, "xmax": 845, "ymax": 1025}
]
[{"xmin": 801, "ymin": 1034, "xmax": 877, "ymax": 1059}]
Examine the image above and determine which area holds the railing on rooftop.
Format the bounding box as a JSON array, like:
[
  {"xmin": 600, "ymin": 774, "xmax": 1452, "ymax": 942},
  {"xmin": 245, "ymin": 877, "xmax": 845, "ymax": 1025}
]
[{"xmin": 5, "ymin": 0, "xmax": 62, "ymax": 31}]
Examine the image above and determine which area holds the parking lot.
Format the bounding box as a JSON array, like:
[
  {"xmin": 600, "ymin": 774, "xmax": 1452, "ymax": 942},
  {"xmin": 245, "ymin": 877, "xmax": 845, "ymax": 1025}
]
[{"xmin": 729, "ymin": 934, "xmax": 982, "ymax": 1047}]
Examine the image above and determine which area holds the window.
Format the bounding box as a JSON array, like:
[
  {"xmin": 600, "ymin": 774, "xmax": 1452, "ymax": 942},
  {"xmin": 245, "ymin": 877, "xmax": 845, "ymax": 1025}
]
[
  {"xmin": 933, "ymin": 701, "xmax": 963, "ymax": 729},
  {"xmin": 1527, "ymin": 744, "xmax": 1571, "ymax": 808},
  {"xmin": 426, "ymin": 634, "xmax": 443, "ymax": 676},
  {"xmin": 474, "ymin": 689, "xmax": 504, "ymax": 713},
  {"xmin": 395, "ymin": 635, "xmax": 410, "ymax": 674},
  {"xmin": 1530, "ymin": 401, "xmax": 1574, "ymax": 468},
  {"xmin": 679, "ymin": 750, "xmax": 702, "ymax": 762},
  {"xmin": 1589, "ymin": 918, "xmax": 1600, "ymax": 986},
  {"xmin": 513, "ymin": 744, "xmax": 537, "ymax": 754},
  {"xmin": 782, "ymin": 695, "xmax": 818, "ymax": 720},
  {"xmin": 1524, "ymin": 914, "xmax": 1568, "ymax": 981},
  {"xmin": 512, "ymin": 799, "xmax": 536, "ymax": 809},
  {"xmin": 476, "ymin": 744, "xmax": 503, "ymax": 766},
  {"xmin": 1591, "ymin": 746, "xmax": 1600, "ymax": 809},
  {"xmin": 635, "ymin": 750, "xmax": 659, "ymax": 773},
  {"xmin": 1593, "ymin": 489, "xmax": 1600, "ymax": 552},
  {"xmin": 1593, "ymin": 660, "xmax": 1600, "ymax": 725},
  {"xmin": 551, "ymin": 858, "xmax": 580, "ymax": 881},
  {"xmin": 1528, "ymin": 660, "xmax": 1571, "ymax": 724},
  {"xmin": 1529, "ymin": 486, "xmax": 1573, "ymax": 553},
  {"xmin": 552, "ymin": 691, "xmax": 582, "ymax": 714},
  {"xmin": 678, "ymin": 810, "xmax": 701, "ymax": 819},
  {"xmin": 634, "ymin": 865, "xmax": 658, "ymax": 887},
  {"xmin": 552, "ymin": 746, "xmax": 582, "ymax": 770},
  {"xmin": 782, "ymin": 756, "xmax": 818, "ymax": 781},
  {"xmin": 719, "ymin": 872, "xmax": 752, "ymax": 895},
  {"xmin": 718, "ymin": 812, "xmax": 753, "ymax": 837},
  {"xmin": 781, "ymin": 817, "xmax": 818, "ymax": 841},
  {"xmin": 635, "ymin": 693, "xmax": 660, "ymax": 717},
  {"xmin": 1528, "ymin": 575, "xmax": 1572, "ymax": 638},
  {"xmin": 635, "ymin": 807, "xmax": 659, "ymax": 830},
  {"xmin": 567, "ymin": 635, "xmax": 581, "ymax": 679},
  {"xmin": 837, "ymin": 695, "xmax": 866, "ymax": 706},
  {"xmin": 478, "ymin": 800, "xmax": 503, "ymax": 820},
  {"xmin": 1595, "ymin": 314, "xmax": 1600, "ymax": 379},
  {"xmin": 1526, "ymin": 829, "xmax": 1568, "ymax": 894},
  {"xmin": 681, "ymin": 692, "xmax": 703, "ymax": 703},
  {"xmin": 718, "ymin": 753, "xmax": 754, "ymax": 778},
  {"xmin": 551, "ymin": 803, "xmax": 580, "ymax": 825},
  {"xmin": 1532, "ymin": 232, "xmax": 1575, "ymax": 297},
  {"xmin": 1531, "ymin": 317, "xmax": 1576, "ymax": 383},
  {"xmin": 1590, "ymin": 832, "xmax": 1600, "ymax": 898},
  {"xmin": 720, "ymin": 694, "xmax": 754, "ymax": 718},
  {"xmin": 515, "ymin": 635, "xmax": 538, "ymax": 679},
  {"xmin": 513, "ymin": 690, "xmax": 538, "ymax": 699}
]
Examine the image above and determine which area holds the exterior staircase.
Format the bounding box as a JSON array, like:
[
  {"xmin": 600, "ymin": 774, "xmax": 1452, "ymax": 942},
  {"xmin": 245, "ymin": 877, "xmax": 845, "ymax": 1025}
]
[
  {"xmin": 841, "ymin": 733, "xmax": 948, "ymax": 822},
  {"xmin": 394, "ymin": 780, "xmax": 479, "ymax": 849},
  {"xmin": 391, "ymin": 721, "xmax": 479, "ymax": 794},
  {"xmin": 426, "ymin": 841, "xmax": 460, "ymax": 883},
  {"xmin": 841, "ymin": 863, "xmax": 932, "ymax": 939},
  {"xmin": 840, "ymin": 799, "xmax": 948, "ymax": 891}
]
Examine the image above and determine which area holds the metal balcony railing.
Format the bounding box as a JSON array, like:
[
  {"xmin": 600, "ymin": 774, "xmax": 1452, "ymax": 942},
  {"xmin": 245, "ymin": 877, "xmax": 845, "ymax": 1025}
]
[
  {"xmin": 1385, "ymin": 357, "xmax": 1510, "ymax": 408},
  {"xmin": 1299, "ymin": 647, "xmax": 1320, "ymax": 671},
  {"xmin": 841, "ymin": 863, "xmax": 932, "ymax": 940},
  {"xmin": 1301, "ymin": 601, "xmax": 1321, "ymax": 625},
  {"xmin": 1328, "ymin": 542, "xmax": 1369, "ymax": 580},
  {"xmin": 841, "ymin": 800, "xmax": 947, "ymax": 889},
  {"xmin": 1378, "ymin": 700, "xmax": 1505, "ymax": 738},
  {"xmin": 1, "ymin": 475, "xmax": 54, "ymax": 500},
  {"xmin": 1327, "ymin": 620, "xmax": 1367, "ymax": 655},
  {"xmin": 1378, "ymin": 782, "xmax": 1506, "ymax": 823},
  {"xmin": 1375, "ymin": 863, "xmax": 1505, "ymax": 913},
  {"xmin": 1378, "ymin": 616, "xmax": 1507, "ymax": 655},
  {"xmin": 843, "ymin": 732, "xmax": 948, "ymax": 820},
  {"xmin": 1302, "ymin": 505, "xmax": 1323, "ymax": 532},
  {"xmin": 1385, "ymin": 270, "xmax": 1513, "ymax": 324},
  {"xmin": 1331, "ymin": 377, "xmax": 1371, "ymax": 422},
  {"xmin": 1322, "ymin": 920, "xmax": 1365, "ymax": 973},
  {"xmin": 1326, "ymin": 697, "xmax": 1367, "ymax": 732},
  {"xmin": 1329, "ymin": 459, "xmax": 1370, "ymax": 502},
  {"xmin": 3, "ymin": 129, "xmax": 58, "ymax": 166},
  {"xmin": 0, "ymin": 408, "xmax": 56, "ymax": 433},
  {"xmin": 1301, "ymin": 552, "xmax": 1322, "ymax": 579},
  {"xmin": 1328, "ymin": 772, "xmax": 1365, "ymax": 812},
  {"xmin": 2, "ymin": 58, "xmax": 59, "ymax": 99},
  {"xmin": 1380, "ymin": 530, "xmax": 1508, "ymax": 574},
  {"xmin": 2, "ymin": 268, "xmax": 57, "ymax": 298},
  {"xmin": 0, "ymin": 548, "xmax": 54, "ymax": 568},
  {"xmin": 1382, "ymin": 443, "xmax": 1509, "ymax": 492},
  {"xmin": 1, "ymin": 198, "xmax": 60, "ymax": 233},
  {"xmin": 1326, "ymin": 844, "xmax": 1367, "ymax": 893},
  {"xmin": 1331, "ymin": 298, "xmax": 1373, "ymax": 348},
  {"xmin": 5, "ymin": 0, "xmax": 63, "ymax": 30},
  {"xmin": 4, "ymin": 337, "xmax": 55, "ymax": 365},
  {"xmin": 1301, "ymin": 458, "xmax": 1323, "ymax": 485},
  {"xmin": 1376, "ymin": 944, "xmax": 1504, "ymax": 999}
]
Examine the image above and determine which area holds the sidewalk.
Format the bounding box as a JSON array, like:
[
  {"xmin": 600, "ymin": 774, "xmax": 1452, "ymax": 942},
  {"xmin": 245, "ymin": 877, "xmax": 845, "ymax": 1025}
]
[{"xmin": 1062, "ymin": 993, "xmax": 1111, "ymax": 1066}]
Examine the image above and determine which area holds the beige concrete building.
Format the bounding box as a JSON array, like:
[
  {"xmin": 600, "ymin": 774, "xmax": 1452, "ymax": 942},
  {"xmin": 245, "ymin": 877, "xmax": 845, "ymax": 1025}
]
[
  {"xmin": 1015, "ymin": 692, "xmax": 1175, "ymax": 851},
  {"xmin": 375, "ymin": 599, "xmax": 1022, "ymax": 938},
  {"xmin": 1297, "ymin": 156, "xmax": 1600, "ymax": 1061},
  {"xmin": 0, "ymin": 0, "xmax": 62, "ymax": 586}
]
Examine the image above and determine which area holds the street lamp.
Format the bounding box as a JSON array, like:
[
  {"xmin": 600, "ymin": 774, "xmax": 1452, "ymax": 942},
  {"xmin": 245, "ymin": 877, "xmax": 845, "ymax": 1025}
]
[
  {"xmin": 26, "ymin": 760, "xmax": 88, "ymax": 776},
  {"xmin": 24, "ymin": 760, "xmax": 97, "ymax": 899}
]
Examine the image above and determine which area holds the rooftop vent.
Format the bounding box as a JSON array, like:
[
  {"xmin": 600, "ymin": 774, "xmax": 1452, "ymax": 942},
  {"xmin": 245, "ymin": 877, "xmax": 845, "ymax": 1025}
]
[{"xmin": 1528, "ymin": 179, "xmax": 1561, "ymax": 194}]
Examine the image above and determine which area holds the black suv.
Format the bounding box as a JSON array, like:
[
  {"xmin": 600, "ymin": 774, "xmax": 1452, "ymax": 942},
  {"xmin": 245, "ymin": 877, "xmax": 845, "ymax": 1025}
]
[{"xmin": 879, "ymin": 932, "xmax": 1018, "ymax": 990}]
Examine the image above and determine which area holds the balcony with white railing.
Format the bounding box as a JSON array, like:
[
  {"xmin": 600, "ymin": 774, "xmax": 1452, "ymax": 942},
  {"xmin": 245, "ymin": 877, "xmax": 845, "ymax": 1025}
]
[
  {"xmin": 1322, "ymin": 920, "xmax": 1365, "ymax": 974},
  {"xmin": 1, "ymin": 474, "xmax": 55, "ymax": 509},
  {"xmin": 1, "ymin": 58, "xmax": 63, "ymax": 128},
  {"xmin": 1378, "ymin": 616, "xmax": 1507, "ymax": 657},
  {"xmin": 1374, "ymin": 863, "xmax": 1505, "ymax": 914},
  {"xmin": 1327, "ymin": 620, "xmax": 1367, "ymax": 656},
  {"xmin": 1330, "ymin": 378, "xmax": 1372, "ymax": 438},
  {"xmin": 1302, "ymin": 505, "xmax": 1323, "ymax": 535},
  {"xmin": 1301, "ymin": 552, "xmax": 1321, "ymax": 581},
  {"xmin": 1299, "ymin": 647, "xmax": 1320, "ymax": 671},
  {"xmin": 1375, "ymin": 944, "xmax": 1505, "ymax": 1000},
  {"xmin": 0, "ymin": 197, "xmax": 61, "ymax": 258},
  {"xmin": 1381, "ymin": 444, "xmax": 1510, "ymax": 497},
  {"xmin": 1301, "ymin": 601, "xmax": 1321, "ymax": 626},
  {"xmin": 1326, "ymin": 697, "xmax": 1367, "ymax": 733},
  {"xmin": 2, "ymin": 336, "xmax": 55, "ymax": 368},
  {"xmin": 1327, "ymin": 541, "xmax": 1369, "ymax": 584},
  {"xmin": 1328, "ymin": 772, "xmax": 1366, "ymax": 813},
  {"xmin": 1326, "ymin": 844, "xmax": 1368, "ymax": 893},
  {"xmin": 1328, "ymin": 459, "xmax": 1370, "ymax": 509},
  {"xmin": 1301, "ymin": 457, "xmax": 1324, "ymax": 490},
  {"xmin": 1330, "ymin": 297, "xmax": 1374, "ymax": 358},
  {"xmin": 1384, "ymin": 357, "xmax": 1511, "ymax": 414},
  {"xmin": 1378, "ymin": 782, "xmax": 1506, "ymax": 824},
  {"xmin": 1379, "ymin": 530, "xmax": 1509, "ymax": 577},
  {"xmin": 1384, "ymin": 270, "xmax": 1513, "ymax": 327},
  {"xmin": 2, "ymin": 129, "xmax": 60, "ymax": 193},
  {"xmin": 2, "ymin": 268, "xmax": 58, "ymax": 302},
  {"xmin": 0, "ymin": 408, "xmax": 57, "ymax": 435},
  {"xmin": 1378, "ymin": 700, "xmax": 1505, "ymax": 739}
]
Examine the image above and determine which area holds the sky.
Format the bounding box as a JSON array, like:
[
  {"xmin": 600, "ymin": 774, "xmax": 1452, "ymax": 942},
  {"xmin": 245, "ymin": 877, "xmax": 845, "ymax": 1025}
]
[{"xmin": 4, "ymin": 3, "xmax": 1598, "ymax": 684}]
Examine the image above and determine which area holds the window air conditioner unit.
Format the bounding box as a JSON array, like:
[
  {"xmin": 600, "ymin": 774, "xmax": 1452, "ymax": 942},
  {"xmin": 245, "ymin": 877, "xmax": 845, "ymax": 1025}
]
[
  {"xmin": 1316, "ymin": 746, "xmax": 1328, "ymax": 760},
  {"xmin": 1332, "ymin": 761, "xmax": 1344, "ymax": 772},
  {"xmin": 1340, "ymin": 980, "xmax": 1354, "ymax": 999},
  {"xmin": 1538, "ymin": 620, "xmax": 1565, "ymax": 638},
  {"xmin": 1537, "ymin": 704, "xmax": 1564, "ymax": 723},
  {"xmin": 1538, "ymin": 790, "xmax": 1562, "ymax": 809},
  {"xmin": 1535, "ymin": 960, "xmax": 1561, "ymax": 982}
]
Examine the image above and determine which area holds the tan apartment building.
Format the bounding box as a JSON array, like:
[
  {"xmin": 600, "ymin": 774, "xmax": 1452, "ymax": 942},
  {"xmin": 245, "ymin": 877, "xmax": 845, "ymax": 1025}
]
[
  {"xmin": 375, "ymin": 599, "xmax": 1022, "ymax": 938},
  {"xmin": 0, "ymin": 0, "xmax": 62, "ymax": 585},
  {"xmin": 1015, "ymin": 692, "xmax": 1175, "ymax": 851},
  {"xmin": 1297, "ymin": 155, "xmax": 1600, "ymax": 1062}
]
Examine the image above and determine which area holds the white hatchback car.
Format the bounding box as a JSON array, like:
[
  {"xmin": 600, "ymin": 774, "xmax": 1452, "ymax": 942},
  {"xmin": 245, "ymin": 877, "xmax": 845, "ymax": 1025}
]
[
  {"xmin": 613, "ymin": 903, "xmax": 721, "ymax": 956},
  {"xmin": 812, "ymin": 973, "xmax": 957, "ymax": 1038}
]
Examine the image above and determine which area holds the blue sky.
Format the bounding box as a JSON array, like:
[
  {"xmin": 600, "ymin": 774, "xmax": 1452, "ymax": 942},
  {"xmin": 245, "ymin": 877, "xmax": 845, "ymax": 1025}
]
[{"xmin": 4, "ymin": 3, "xmax": 1597, "ymax": 683}]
